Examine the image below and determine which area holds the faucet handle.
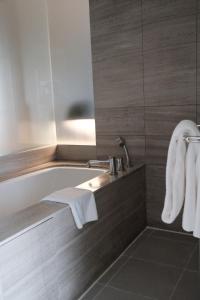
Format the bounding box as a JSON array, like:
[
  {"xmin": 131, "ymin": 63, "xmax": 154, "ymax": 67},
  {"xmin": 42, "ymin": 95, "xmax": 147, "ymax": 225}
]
[
  {"xmin": 116, "ymin": 157, "xmax": 125, "ymax": 172},
  {"xmin": 108, "ymin": 157, "xmax": 118, "ymax": 176}
]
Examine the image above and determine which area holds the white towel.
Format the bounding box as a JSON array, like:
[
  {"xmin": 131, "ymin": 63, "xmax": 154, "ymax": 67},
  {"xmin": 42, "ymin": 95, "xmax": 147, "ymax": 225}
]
[
  {"xmin": 194, "ymin": 154, "xmax": 200, "ymax": 238},
  {"xmin": 162, "ymin": 120, "xmax": 199, "ymax": 224},
  {"xmin": 182, "ymin": 143, "xmax": 200, "ymax": 232},
  {"xmin": 183, "ymin": 146, "xmax": 200, "ymax": 238},
  {"xmin": 42, "ymin": 187, "xmax": 98, "ymax": 229}
]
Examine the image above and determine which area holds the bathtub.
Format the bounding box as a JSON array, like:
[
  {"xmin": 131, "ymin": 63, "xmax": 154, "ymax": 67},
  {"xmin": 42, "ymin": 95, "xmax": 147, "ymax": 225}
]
[
  {"xmin": 0, "ymin": 164, "xmax": 146, "ymax": 300},
  {"xmin": 0, "ymin": 167, "xmax": 105, "ymax": 219}
]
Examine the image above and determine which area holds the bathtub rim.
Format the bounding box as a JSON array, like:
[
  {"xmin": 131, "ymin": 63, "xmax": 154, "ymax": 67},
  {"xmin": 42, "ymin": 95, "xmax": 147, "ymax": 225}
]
[
  {"xmin": 0, "ymin": 165, "xmax": 107, "ymax": 185},
  {"xmin": 0, "ymin": 163, "xmax": 144, "ymax": 247}
]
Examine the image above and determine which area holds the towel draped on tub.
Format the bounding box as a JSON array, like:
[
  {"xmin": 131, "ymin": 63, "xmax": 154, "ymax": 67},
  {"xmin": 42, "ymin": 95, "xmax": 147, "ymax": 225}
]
[{"xmin": 42, "ymin": 187, "xmax": 98, "ymax": 229}]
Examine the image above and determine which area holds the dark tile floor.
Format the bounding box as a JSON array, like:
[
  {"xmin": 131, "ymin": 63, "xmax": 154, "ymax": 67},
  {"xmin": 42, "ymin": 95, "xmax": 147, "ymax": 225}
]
[{"xmin": 81, "ymin": 228, "xmax": 199, "ymax": 300}]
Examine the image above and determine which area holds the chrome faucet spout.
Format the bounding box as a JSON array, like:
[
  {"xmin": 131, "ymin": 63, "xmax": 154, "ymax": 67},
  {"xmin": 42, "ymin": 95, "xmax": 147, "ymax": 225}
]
[
  {"xmin": 87, "ymin": 159, "xmax": 109, "ymax": 168},
  {"xmin": 87, "ymin": 158, "xmax": 118, "ymax": 175}
]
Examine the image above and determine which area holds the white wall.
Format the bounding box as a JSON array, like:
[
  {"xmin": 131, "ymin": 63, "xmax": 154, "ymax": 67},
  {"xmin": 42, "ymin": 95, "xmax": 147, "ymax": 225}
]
[
  {"xmin": 0, "ymin": 0, "xmax": 95, "ymax": 155},
  {"xmin": 0, "ymin": 0, "xmax": 56, "ymax": 155},
  {"xmin": 47, "ymin": 0, "xmax": 96, "ymax": 145}
]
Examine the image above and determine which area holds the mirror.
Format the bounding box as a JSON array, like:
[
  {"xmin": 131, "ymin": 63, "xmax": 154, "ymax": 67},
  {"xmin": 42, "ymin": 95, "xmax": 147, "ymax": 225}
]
[{"xmin": 0, "ymin": 0, "xmax": 95, "ymax": 156}]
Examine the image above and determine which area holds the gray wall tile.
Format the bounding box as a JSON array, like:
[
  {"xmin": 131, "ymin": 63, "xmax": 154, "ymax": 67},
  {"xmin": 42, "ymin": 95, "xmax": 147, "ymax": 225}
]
[
  {"xmin": 145, "ymin": 105, "xmax": 196, "ymax": 135},
  {"xmin": 90, "ymin": 0, "xmax": 199, "ymax": 231},
  {"xmin": 142, "ymin": 0, "xmax": 197, "ymax": 24},
  {"xmin": 143, "ymin": 15, "xmax": 196, "ymax": 51},
  {"xmin": 93, "ymin": 53, "xmax": 144, "ymax": 108},
  {"xmin": 91, "ymin": 0, "xmax": 142, "ymax": 34},
  {"xmin": 146, "ymin": 136, "xmax": 170, "ymax": 165},
  {"xmin": 96, "ymin": 107, "xmax": 145, "ymax": 136},
  {"xmin": 92, "ymin": 28, "xmax": 142, "ymax": 62},
  {"xmin": 144, "ymin": 44, "xmax": 196, "ymax": 106},
  {"xmin": 197, "ymin": 15, "xmax": 200, "ymax": 103},
  {"xmin": 197, "ymin": 105, "xmax": 200, "ymax": 122}
]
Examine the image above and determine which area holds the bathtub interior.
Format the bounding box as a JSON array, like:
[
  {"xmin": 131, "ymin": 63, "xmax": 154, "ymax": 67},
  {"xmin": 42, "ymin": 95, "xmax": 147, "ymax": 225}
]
[{"xmin": 0, "ymin": 167, "xmax": 105, "ymax": 219}]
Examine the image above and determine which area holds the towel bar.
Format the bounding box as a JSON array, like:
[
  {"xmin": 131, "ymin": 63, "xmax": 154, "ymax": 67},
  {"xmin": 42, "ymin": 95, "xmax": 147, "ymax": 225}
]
[
  {"xmin": 184, "ymin": 124, "xmax": 200, "ymax": 143},
  {"xmin": 184, "ymin": 136, "xmax": 200, "ymax": 143}
]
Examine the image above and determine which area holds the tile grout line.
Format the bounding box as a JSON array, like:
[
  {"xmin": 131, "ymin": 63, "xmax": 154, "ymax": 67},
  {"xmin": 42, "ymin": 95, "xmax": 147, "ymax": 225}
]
[
  {"xmin": 169, "ymin": 242, "xmax": 198, "ymax": 299},
  {"xmin": 94, "ymin": 230, "xmax": 155, "ymax": 299},
  {"xmin": 127, "ymin": 256, "xmax": 185, "ymax": 271},
  {"xmin": 147, "ymin": 225, "xmax": 199, "ymax": 237},
  {"xmin": 95, "ymin": 230, "xmax": 156, "ymax": 300},
  {"xmin": 122, "ymin": 228, "xmax": 154, "ymax": 258},
  {"xmin": 79, "ymin": 227, "xmax": 198, "ymax": 299},
  {"xmin": 92, "ymin": 228, "xmax": 153, "ymax": 299},
  {"xmin": 146, "ymin": 234, "xmax": 198, "ymax": 246},
  {"xmin": 140, "ymin": 0, "xmax": 146, "ymax": 164},
  {"xmin": 142, "ymin": 12, "xmax": 198, "ymax": 28},
  {"xmin": 92, "ymin": 259, "xmax": 130, "ymax": 300},
  {"xmin": 78, "ymin": 227, "xmax": 149, "ymax": 300},
  {"xmin": 103, "ymin": 284, "xmax": 157, "ymax": 300}
]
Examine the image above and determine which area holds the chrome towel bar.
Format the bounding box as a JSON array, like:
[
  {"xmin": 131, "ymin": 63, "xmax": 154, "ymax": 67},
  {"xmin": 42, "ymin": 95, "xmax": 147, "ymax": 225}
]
[{"xmin": 184, "ymin": 125, "xmax": 200, "ymax": 143}]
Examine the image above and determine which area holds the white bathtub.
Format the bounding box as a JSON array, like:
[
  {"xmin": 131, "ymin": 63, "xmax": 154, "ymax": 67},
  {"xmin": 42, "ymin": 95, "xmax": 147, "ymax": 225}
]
[{"xmin": 0, "ymin": 167, "xmax": 105, "ymax": 219}]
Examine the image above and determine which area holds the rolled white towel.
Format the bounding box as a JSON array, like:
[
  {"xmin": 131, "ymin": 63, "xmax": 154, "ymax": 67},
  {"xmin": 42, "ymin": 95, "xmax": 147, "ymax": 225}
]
[
  {"xmin": 193, "ymin": 154, "xmax": 200, "ymax": 238},
  {"xmin": 162, "ymin": 120, "xmax": 199, "ymax": 224},
  {"xmin": 182, "ymin": 143, "xmax": 200, "ymax": 232},
  {"xmin": 42, "ymin": 187, "xmax": 98, "ymax": 229}
]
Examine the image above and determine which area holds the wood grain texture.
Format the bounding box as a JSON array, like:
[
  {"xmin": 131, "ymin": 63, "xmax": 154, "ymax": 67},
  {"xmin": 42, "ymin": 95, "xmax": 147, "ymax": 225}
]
[
  {"xmin": 96, "ymin": 107, "xmax": 145, "ymax": 136},
  {"xmin": 144, "ymin": 44, "xmax": 196, "ymax": 106},
  {"xmin": 197, "ymin": 105, "xmax": 200, "ymax": 123},
  {"xmin": 56, "ymin": 145, "xmax": 97, "ymax": 161},
  {"xmin": 143, "ymin": 15, "xmax": 196, "ymax": 52},
  {"xmin": 142, "ymin": 0, "xmax": 197, "ymax": 25},
  {"xmin": 93, "ymin": 52, "xmax": 144, "ymax": 108},
  {"xmin": 90, "ymin": 0, "xmax": 199, "ymax": 232},
  {"xmin": 0, "ymin": 146, "xmax": 56, "ymax": 180},
  {"xmin": 146, "ymin": 136, "xmax": 170, "ymax": 165},
  {"xmin": 0, "ymin": 202, "xmax": 66, "ymax": 246},
  {"xmin": 145, "ymin": 105, "xmax": 196, "ymax": 136},
  {"xmin": 91, "ymin": 0, "xmax": 143, "ymax": 109},
  {"xmin": 90, "ymin": 0, "xmax": 142, "ymax": 37},
  {"xmin": 197, "ymin": 14, "xmax": 200, "ymax": 103}
]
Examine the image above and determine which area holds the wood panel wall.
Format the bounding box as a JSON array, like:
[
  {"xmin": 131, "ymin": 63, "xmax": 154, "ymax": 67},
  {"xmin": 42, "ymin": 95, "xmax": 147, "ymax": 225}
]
[
  {"xmin": 90, "ymin": 0, "xmax": 200, "ymax": 231},
  {"xmin": 0, "ymin": 146, "xmax": 56, "ymax": 180}
]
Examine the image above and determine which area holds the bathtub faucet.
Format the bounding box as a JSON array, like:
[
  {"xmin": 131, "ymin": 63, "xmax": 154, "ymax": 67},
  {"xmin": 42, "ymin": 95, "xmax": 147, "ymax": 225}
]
[
  {"xmin": 115, "ymin": 136, "xmax": 132, "ymax": 169},
  {"xmin": 87, "ymin": 157, "xmax": 118, "ymax": 175}
]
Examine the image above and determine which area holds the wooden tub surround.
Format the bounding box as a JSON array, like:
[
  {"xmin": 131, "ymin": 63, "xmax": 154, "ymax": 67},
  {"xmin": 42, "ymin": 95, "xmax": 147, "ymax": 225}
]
[{"xmin": 0, "ymin": 159, "xmax": 146, "ymax": 300}]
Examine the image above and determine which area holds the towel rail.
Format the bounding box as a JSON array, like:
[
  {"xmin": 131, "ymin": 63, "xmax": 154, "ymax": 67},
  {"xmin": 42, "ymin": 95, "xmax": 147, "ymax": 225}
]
[
  {"xmin": 184, "ymin": 125, "xmax": 200, "ymax": 143},
  {"xmin": 184, "ymin": 136, "xmax": 200, "ymax": 143}
]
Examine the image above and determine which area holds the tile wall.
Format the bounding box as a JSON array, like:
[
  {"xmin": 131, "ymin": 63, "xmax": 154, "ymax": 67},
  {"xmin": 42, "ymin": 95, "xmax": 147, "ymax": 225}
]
[{"xmin": 90, "ymin": 0, "xmax": 200, "ymax": 230}]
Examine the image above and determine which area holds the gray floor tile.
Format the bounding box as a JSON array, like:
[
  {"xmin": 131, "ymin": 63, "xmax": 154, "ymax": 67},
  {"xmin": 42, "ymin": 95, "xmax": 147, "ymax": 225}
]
[
  {"xmin": 171, "ymin": 271, "xmax": 199, "ymax": 300},
  {"xmin": 81, "ymin": 283, "xmax": 104, "ymax": 300},
  {"xmin": 109, "ymin": 258, "xmax": 181, "ymax": 300},
  {"xmin": 186, "ymin": 247, "xmax": 199, "ymax": 271},
  {"xmin": 99, "ymin": 256, "xmax": 129, "ymax": 284},
  {"xmin": 131, "ymin": 236, "xmax": 194, "ymax": 268},
  {"xmin": 151, "ymin": 230, "xmax": 198, "ymax": 245},
  {"xmin": 95, "ymin": 286, "xmax": 154, "ymax": 300},
  {"xmin": 122, "ymin": 228, "xmax": 153, "ymax": 257}
]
